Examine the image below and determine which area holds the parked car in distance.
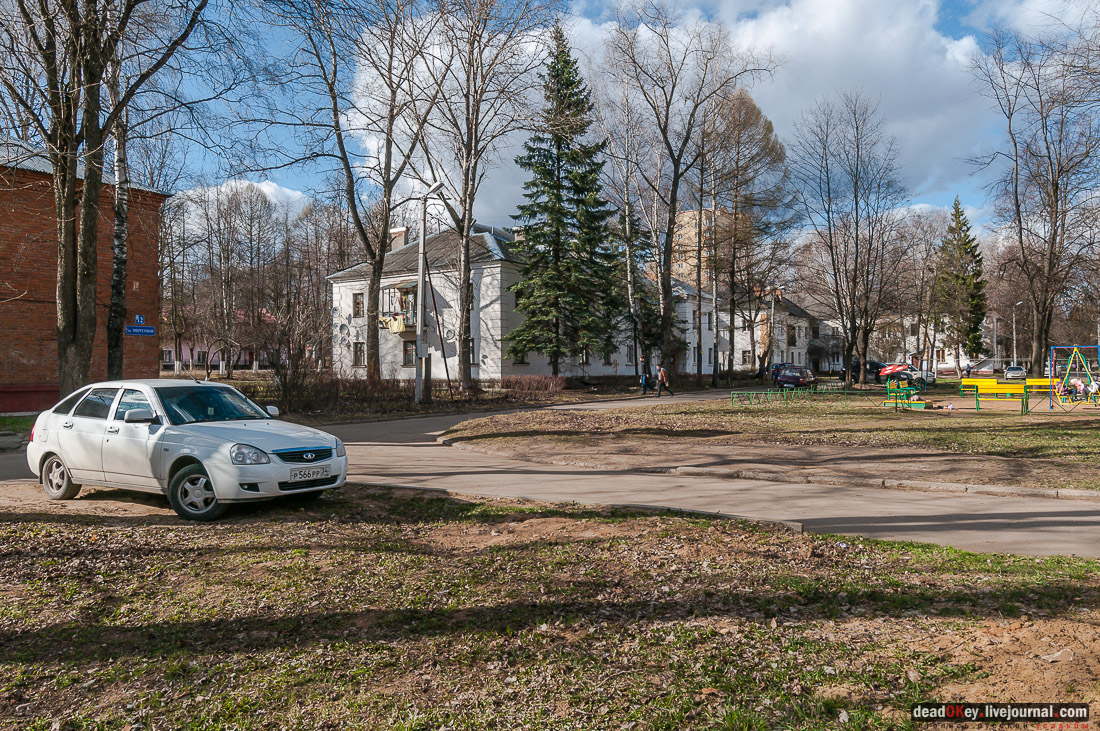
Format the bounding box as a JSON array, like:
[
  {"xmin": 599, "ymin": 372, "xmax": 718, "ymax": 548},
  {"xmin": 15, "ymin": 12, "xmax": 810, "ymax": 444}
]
[
  {"xmin": 844, "ymin": 360, "xmax": 884, "ymax": 383},
  {"xmin": 777, "ymin": 366, "xmax": 817, "ymax": 388},
  {"xmin": 900, "ymin": 366, "xmax": 937, "ymax": 385},
  {"xmin": 769, "ymin": 362, "xmax": 794, "ymax": 384},
  {"xmin": 26, "ymin": 380, "xmax": 349, "ymax": 521},
  {"xmin": 1004, "ymin": 365, "xmax": 1027, "ymax": 380}
]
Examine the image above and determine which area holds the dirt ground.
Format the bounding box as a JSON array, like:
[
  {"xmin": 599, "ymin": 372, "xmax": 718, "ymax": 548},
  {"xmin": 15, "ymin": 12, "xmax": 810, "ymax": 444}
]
[{"xmin": 2, "ymin": 483, "xmax": 1100, "ymax": 729}]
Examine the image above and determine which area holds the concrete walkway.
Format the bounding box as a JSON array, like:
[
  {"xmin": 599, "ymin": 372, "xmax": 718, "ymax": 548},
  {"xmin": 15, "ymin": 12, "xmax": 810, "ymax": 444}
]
[{"xmin": 327, "ymin": 391, "xmax": 1100, "ymax": 558}]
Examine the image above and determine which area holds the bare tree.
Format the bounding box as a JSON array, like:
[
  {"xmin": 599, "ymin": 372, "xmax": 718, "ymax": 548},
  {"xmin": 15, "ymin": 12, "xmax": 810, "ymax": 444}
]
[
  {"xmin": 973, "ymin": 29, "xmax": 1100, "ymax": 374},
  {"xmin": 255, "ymin": 0, "xmax": 439, "ymax": 382},
  {"xmin": 0, "ymin": 0, "xmax": 209, "ymax": 394},
  {"xmin": 791, "ymin": 91, "xmax": 907, "ymax": 385},
  {"xmin": 705, "ymin": 89, "xmax": 797, "ymax": 374},
  {"xmin": 604, "ymin": 0, "xmax": 772, "ymax": 370},
  {"xmin": 592, "ymin": 71, "xmax": 661, "ymax": 375},
  {"xmin": 412, "ymin": 0, "xmax": 558, "ymax": 391}
]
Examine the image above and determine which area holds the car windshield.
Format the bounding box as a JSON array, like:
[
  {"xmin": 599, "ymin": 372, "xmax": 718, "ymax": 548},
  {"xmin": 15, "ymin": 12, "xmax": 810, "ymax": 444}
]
[
  {"xmin": 780, "ymin": 368, "xmax": 800, "ymax": 376},
  {"xmin": 155, "ymin": 386, "xmax": 267, "ymax": 425}
]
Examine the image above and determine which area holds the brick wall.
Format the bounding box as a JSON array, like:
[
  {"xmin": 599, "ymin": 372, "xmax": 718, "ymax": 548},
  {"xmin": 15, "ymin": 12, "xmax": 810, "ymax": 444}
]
[{"xmin": 0, "ymin": 165, "xmax": 166, "ymax": 411}]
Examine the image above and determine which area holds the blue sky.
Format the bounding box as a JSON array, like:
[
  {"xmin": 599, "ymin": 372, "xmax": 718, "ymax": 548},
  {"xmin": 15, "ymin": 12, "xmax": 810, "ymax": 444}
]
[{"xmin": 241, "ymin": 0, "xmax": 1086, "ymax": 232}]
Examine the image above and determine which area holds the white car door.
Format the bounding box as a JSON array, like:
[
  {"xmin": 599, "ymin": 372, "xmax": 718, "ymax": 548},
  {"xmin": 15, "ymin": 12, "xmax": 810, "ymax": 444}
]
[
  {"xmin": 61, "ymin": 387, "xmax": 120, "ymax": 482},
  {"xmin": 101, "ymin": 387, "xmax": 163, "ymax": 488}
]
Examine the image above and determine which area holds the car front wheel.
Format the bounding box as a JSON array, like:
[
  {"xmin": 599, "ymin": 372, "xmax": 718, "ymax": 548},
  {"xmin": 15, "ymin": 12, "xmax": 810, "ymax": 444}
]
[
  {"xmin": 42, "ymin": 454, "xmax": 81, "ymax": 500},
  {"xmin": 167, "ymin": 464, "xmax": 227, "ymax": 522}
]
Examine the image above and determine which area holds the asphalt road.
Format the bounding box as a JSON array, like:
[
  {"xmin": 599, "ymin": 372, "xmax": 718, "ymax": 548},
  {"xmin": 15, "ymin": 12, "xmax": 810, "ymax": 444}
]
[{"xmin": 5, "ymin": 390, "xmax": 1100, "ymax": 557}]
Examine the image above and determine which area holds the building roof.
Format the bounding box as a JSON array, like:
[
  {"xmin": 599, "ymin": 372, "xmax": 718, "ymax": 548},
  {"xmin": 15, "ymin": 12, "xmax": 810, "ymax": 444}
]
[
  {"xmin": 775, "ymin": 297, "xmax": 814, "ymax": 320},
  {"xmin": 327, "ymin": 223, "xmax": 518, "ymax": 282},
  {"xmin": 670, "ymin": 277, "xmax": 713, "ymax": 301},
  {"xmin": 0, "ymin": 135, "xmax": 167, "ymax": 195}
]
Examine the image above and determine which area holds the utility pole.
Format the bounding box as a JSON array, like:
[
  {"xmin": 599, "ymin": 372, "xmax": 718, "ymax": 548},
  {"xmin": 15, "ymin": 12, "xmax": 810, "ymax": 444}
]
[
  {"xmin": 1013, "ymin": 301, "xmax": 1023, "ymax": 367},
  {"xmin": 414, "ymin": 181, "xmax": 444, "ymax": 404},
  {"xmin": 992, "ymin": 316, "xmax": 999, "ymax": 371},
  {"xmin": 709, "ymin": 181, "xmax": 719, "ymax": 387}
]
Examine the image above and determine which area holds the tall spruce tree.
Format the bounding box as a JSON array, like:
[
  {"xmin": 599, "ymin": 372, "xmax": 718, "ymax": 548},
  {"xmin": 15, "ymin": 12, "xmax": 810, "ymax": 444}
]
[
  {"xmin": 507, "ymin": 27, "xmax": 621, "ymax": 375},
  {"xmin": 934, "ymin": 197, "xmax": 987, "ymax": 373}
]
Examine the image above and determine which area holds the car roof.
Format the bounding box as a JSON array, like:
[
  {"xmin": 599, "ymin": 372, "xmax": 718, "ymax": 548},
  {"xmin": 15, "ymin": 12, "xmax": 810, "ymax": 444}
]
[{"xmin": 81, "ymin": 379, "xmax": 234, "ymax": 389}]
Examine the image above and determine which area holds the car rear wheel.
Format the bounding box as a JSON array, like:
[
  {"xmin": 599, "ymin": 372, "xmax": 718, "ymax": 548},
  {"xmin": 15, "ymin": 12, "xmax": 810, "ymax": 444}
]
[
  {"xmin": 42, "ymin": 455, "xmax": 81, "ymax": 500},
  {"xmin": 168, "ymin": 464, "xmax": 227, "ymax": 522}
]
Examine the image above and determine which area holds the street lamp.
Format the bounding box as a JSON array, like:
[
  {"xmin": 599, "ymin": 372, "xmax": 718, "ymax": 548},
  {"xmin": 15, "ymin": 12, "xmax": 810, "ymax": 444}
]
[
  {"xmin": 415, "ymin": 181, "xmax": 444, "ymax": 404},
  {"xmin": 1012, "ymin": 300, "xmax": 1023, "ymax": 367}
]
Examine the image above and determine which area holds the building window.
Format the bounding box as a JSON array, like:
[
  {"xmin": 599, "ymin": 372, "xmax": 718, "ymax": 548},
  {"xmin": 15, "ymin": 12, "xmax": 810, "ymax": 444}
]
[
  {"xmin": 580, "ymin": 349, "xmax": 590, "ymax": 366},
  {"xmin": 741, "ymin": 319, "xmax": 751, "ymax": 333},
  {"xmin": 353, "ymin": 292, "xmax": 365, "ymax": 319},
  {"xmin": 161, "ymin": 349, "xmax": 172, "ymax": 363},
  {"xmin": 403, "ymin": 341, "xmax": 416, "ymax": 367},
  {"xmin": 787, "ymin": 328, "xmax": 796, "ymax": 347},
  {"xmin": 741, "ymin": 350, "xmax": 751, "ymax": 365},
  {"xmin": 706, "ymin": 311, "xmax": 712, "ymax": 328},
  {"xmin": 469, "ymin": 344, "xmax": 478, "ymax": 366},
  {"xmin": 708, "ymin": 347, "xmax": 713, "ymax": 364},
  {"xmin": 514, "ymin": 351, "xmax": 528, "ymax": 365},
  {"xmin": 195, "ymin": 350, "xmax": 207, "ymax": 366},
  {"xmin": 811, "ymin": 326, "xmax": 820, "ymax": 339},
  {"xmin": 603, "ymin": 350, "xmax": 613, "ymax": 366},
  {"xmin": 353, "ymin": 342, "xmax": 365, "ymax": 367},
  {"xmin": 936, "ymin": 349, "xmax": 945, "ymax": 362},
  {"xmin": 910, "ymin": 323, "xmax": 919, "ymax": 337}
]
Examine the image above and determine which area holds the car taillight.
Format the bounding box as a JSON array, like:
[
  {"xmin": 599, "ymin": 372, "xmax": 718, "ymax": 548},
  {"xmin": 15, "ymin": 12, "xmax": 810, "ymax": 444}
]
[{"xmin": 29, "ymin": 426, "xmax": 34, "ymax": 442}]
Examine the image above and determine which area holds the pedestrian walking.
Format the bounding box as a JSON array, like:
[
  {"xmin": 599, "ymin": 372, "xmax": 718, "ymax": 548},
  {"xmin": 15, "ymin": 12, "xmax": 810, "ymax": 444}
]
[
  {"xmin": 655, "ymin": 364, "xmax": 674, "ymax": 397},
  {"xmin": 639, "ymin": 356, "xmax": 650, "ymax": 395},
  {"xmin": 965, "ymin": 363, "xmax": 972, "ymax": 378}
]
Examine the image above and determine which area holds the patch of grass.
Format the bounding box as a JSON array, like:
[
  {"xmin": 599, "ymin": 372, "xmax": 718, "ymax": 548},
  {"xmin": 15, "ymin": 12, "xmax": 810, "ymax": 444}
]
[
  {"xmin": 1, "ymin": 488, "xmax": 1097, "ymax": 728},
  {"xmin": 0, "ymin": 415, "xmax": 33, "ymax": 433}
]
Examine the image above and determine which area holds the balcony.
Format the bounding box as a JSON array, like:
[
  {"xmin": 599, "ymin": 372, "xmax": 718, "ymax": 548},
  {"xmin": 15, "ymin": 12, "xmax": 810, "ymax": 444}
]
[{"xmin": 380, "ymin": 310, "xmax": 415, "ymax": 333}]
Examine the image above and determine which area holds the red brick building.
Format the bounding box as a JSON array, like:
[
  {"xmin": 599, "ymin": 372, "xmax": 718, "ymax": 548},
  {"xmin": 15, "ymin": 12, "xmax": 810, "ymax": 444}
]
[{"xmin": 0, "ymin": 138, "xmax": 169, "ymax": 412}]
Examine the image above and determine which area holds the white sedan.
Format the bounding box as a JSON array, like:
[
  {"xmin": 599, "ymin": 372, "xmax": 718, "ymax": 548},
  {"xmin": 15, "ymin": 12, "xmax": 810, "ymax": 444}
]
[{"xmin": 26, "ymin": 379, "xmax": 348, "ymax": 521}]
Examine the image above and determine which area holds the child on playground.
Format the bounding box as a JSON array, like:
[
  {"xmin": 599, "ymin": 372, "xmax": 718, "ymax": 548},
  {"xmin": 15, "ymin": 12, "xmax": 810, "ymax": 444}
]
[{"xmin": 1071, "ymin": 377, "xmax": 1086, "ymax": 399}]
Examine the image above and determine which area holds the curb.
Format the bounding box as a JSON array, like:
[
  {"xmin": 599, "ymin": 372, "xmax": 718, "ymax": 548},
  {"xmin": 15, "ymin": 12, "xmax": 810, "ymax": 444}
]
[
  {"xmin": 358, "ymin": 481, "xmax": 803, "ymax": 534},
  {"xmin": 437, "ymin": 438, "xmax": 1100, "ymax": 504}
]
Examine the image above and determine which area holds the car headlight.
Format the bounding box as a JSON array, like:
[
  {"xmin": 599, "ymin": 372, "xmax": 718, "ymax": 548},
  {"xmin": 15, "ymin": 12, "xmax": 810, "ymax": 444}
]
[
  {"xmin": 335, "ymin": 438, "xmax": 346, "ymax": 458},
  {"xmin": 230, "ymin": 443, "xmax": 270, "ymax": 465}
]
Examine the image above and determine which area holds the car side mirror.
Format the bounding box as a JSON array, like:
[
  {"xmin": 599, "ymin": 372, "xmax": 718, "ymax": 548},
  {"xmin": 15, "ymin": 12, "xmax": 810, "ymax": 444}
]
[
  {"xmin": 123, "ymin": 408, "xmax": 156, "ymax": 423},
  {"xmin": 265, "ymin": 405, "xmax": 280, "ymax": 417}
]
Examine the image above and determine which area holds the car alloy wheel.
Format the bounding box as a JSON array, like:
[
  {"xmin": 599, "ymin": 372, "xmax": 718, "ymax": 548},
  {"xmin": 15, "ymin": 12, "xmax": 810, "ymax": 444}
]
[
  {"xmin": 180, "ymin": 474, "xmax": 216, "ymax": 512},
  {"xmin": 42, "ymin": 455, "xmax": 81, "ymax": 500},
  {"xmin": 168, "ymin": 464, "xmax": 227, "ymax": 521}
]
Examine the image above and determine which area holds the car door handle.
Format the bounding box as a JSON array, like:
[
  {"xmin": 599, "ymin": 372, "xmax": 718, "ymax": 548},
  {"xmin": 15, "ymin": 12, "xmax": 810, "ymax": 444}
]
[
  {"xmin": 62, "ymin": 422, "xmax": 73, "ymax": 429},
  {"xmin": 106, "ymin": 426, "xmax": 119, "ymax": 434}
]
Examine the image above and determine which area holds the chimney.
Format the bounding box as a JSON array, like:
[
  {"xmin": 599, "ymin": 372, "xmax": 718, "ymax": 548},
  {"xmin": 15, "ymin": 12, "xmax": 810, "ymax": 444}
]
[{"xmin": 389, "ymin": 227, "xmax": 408, "ymax": 252}]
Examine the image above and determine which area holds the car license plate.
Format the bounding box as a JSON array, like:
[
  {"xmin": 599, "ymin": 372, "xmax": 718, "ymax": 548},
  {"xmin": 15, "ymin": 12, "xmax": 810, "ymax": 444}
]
[{"xmin": 289, "ymin": 465, "xmax": 330, "ymax": 482}]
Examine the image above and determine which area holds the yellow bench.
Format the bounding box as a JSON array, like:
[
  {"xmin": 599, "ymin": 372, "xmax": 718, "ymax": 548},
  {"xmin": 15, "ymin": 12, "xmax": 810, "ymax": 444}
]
[
  {"xmin": 974, "ymin": 382, "xmax": 1028, "ymax": 414},
  {"xmin": 960, "ymin": 377, "xmax": 996, "ymax": 397},
  {"xmin": 1025, "ymin": 378, "xmax": 1053, "ymax": 399}
]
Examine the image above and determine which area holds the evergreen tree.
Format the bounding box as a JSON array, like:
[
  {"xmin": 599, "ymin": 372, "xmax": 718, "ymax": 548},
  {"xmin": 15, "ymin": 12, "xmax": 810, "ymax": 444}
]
[
  {"xmin": 507, "ymin": 27, "xmax": 621, "ymax": 375},
  {"xmin": 934, "ymin": 197, "xmax": 987, "ymax": 373}
]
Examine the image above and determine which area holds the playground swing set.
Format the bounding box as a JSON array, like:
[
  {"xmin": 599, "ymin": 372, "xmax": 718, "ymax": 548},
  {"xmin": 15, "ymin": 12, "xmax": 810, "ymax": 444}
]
[{"xmin": 1046, "ymin": 345, "xmax": 1100, "ymax": 409}]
